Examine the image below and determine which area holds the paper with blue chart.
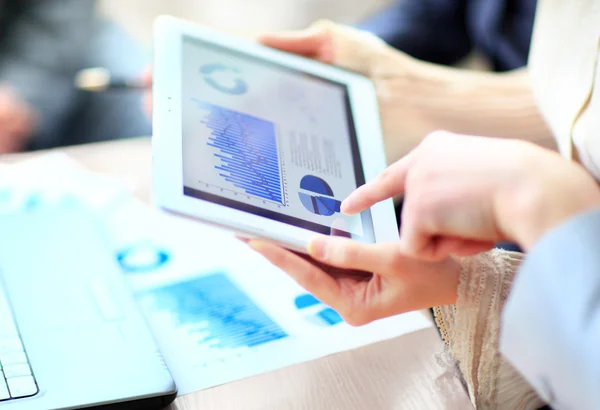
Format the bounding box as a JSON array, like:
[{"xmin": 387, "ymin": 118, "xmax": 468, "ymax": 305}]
[{"xmin": 0, "ymin": 155, "xmax": 431, "ymax": 395}]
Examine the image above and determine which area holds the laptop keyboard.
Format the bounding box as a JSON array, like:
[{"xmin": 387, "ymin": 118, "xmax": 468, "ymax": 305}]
[{"xmin": 0, "ymin": 281, "xmax": 38, "ymax": 401}]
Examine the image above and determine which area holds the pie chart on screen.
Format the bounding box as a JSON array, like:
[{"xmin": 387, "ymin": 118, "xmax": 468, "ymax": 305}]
[{"xmin": 298, "ymin": 175, "xmax": 341, "ymax": 217}]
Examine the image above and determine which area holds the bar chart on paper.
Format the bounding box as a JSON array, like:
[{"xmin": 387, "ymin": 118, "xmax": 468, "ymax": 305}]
[
  {"xmin": 193, "ymin": 99, "xmax": 285, "ymax": 204},
  {"xmin": 138, "ymin": 272, "xmax": 287, "ymax": 361}
]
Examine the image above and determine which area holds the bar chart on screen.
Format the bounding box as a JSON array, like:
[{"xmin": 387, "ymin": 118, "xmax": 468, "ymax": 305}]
[{"xmin": 193, "ymin": 99, "xmax": 286, "ymax": 205}]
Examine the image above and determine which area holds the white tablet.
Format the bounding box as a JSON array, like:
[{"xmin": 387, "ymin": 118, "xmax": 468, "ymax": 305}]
[{"xmin": 152, "ymin": 16, "xmax": 398, "ymax": 253}]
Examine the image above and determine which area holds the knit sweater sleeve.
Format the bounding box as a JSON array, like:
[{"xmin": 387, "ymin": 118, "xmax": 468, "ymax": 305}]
[{"xmin": 434, "ymin": 250, "xmax": 545, "ymax": 409}]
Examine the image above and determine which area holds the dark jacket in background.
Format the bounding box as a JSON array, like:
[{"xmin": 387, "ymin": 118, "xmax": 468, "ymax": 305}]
[
  {"xmin": 0, "ymin": 0, "xmax": 96, "ymax": 148},
  {"xmin": 357, "ymin": 0, "xmax": 537, "ymax": 71}
]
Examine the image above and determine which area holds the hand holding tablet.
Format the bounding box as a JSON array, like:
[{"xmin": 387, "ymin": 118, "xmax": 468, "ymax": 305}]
[
  {"xmin": 245, "ymin": 236, "xmax": 461, "ymax": 325},
  {"xmin": 152, "ymin": 16, "xmax": 398, "ymax": 253}
]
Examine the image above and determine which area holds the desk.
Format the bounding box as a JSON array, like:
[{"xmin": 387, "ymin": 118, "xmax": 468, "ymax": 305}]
[{"xmin": 7, "ymin": 138, "xmax": 473, "ymax": 410}]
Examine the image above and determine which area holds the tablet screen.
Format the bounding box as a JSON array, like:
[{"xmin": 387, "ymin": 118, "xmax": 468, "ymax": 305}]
[{"xmin": 181, "ymin": 36, "xmax": 375, "ymax": 242}]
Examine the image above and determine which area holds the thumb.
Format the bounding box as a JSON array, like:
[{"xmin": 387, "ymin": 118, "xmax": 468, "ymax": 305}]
[
  {"xmin": 140, "ymin": 65, "xmax": 152, "ymax": 87},
  {"xmin": 259, "ymin": 26, "xmax": 333, "ymax": 63},
  {"xmin": 307, "ymin": 235, "xmax": 399, "ymax": 273},
  {"xmin": 427, "ymin": 237, "xmax": 496, "ymax": 260}
]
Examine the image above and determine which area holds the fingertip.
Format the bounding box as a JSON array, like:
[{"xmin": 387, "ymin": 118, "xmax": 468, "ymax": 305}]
[
  {"xmin": 398, "ymin": 235, "xmax": 435, "ymax": 261},
  {"xmin": 339, "ymin": 199, "xmax": 353, "ymax": 215},
  {"xmin": 141, "ymin": 66, "xmax": 152, "ymax": 84},
  {"xmin": 307, "ymin": 235, "xmax": 328, "ymax": 260},
  {"xmin": 256, "ymin": 33, "xmax": 278, "ymax": 45},
  {"xmin": 258, "ymin": 27, "xmax": 327, "ymax": 55},
  {"xmin": 234, "ymin": 235, "xmax": 250, "ymax": 244},
  {"xmin": 247, "ymin": 239, "xmax": 272, "ymax": 253},
  {"xmin": 340, "ymin": 196, "xmax": 360, "ymax": 215},
  {"xmin": 258, "ymin": 30, "xmax": 307, "ymax": 44}
]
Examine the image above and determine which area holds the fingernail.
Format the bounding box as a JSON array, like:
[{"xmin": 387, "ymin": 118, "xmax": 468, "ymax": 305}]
[
  {"xmin": 340, "ymin": 197, "xmax": 355, "ymax": 215},
  {"xmin": 247, "ymin": 240, "xmax": 266, "ymax": 252},
  {"xmin": 307, "ymin": 236, "xmax": 328, "ymax": 260}
]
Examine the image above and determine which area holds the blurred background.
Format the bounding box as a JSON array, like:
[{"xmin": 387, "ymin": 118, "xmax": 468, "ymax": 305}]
[
  {"xmin": 0, "ymin": 0, "xmax": 392, "ymax": 157},
  {"xmin": 98, "ymin": 0, "xmax": 392, "ymax": 44},
  {"xmin": 1, "ymin": 0, "xmax": 528, "ymax": 157}
]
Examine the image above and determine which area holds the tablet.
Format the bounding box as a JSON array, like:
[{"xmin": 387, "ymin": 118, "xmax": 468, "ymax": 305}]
[{"xmin": 152, "ymin": 16, "xmax": 398, "ymax": 253}]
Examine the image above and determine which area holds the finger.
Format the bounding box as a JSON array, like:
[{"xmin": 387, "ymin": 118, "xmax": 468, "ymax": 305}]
[
  {"xmin": 432, "ymin": 237, "xmax": 496, "ymax": 259},
  {"xmin": 341, "ymin": 150, "xmax": 416, "ymax": 215},
  {"xmin": 398, "ymin": 233, "xmax": 440, "ymax": 262},
  {"xmin": 0, "ymin": 131, "xmax": 11, "ymax": 154},
  {"xmin": 0, "ymin": 91, "xmax": 13, "ymax": 123},
  {"xmin": 398, "ymin": 198, "xmax": 440, "ymax": 261},
  {"xmin": 141, "ymin": 65, "xmax": 152, "ymax": 86},
  {"xmin": 0, "ymin": 131, "xmax": 20, "ymax": 154},
  {"xmin": 247, "ymin": 240, "xmax": 342, "ymax": 308},
  {"xmin": 307, "ymin": 235, "xmax": 398, "ymax": 274},
  {"xmin": 297, "ymin": 252, "xmax": 373, "ymax": 281},
  {"xmin": 259, "ymin": 28, "xmax": 333, "ymax": 62},
  {"xmin": 9, "ymin": 107, "xmax": 34, "ymax": 138},
  {"xmin": 143, "ymin": 92, "xmax": 152, "ymax": 118},
  {"xmin": 399, "ymin": 214, "xmax": 497, "ymax": 261}
]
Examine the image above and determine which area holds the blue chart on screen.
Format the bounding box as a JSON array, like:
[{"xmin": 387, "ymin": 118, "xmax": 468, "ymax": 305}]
[
  {"xmin": 200, "ymin": 63, "xmax": 248, "ymax": 95},
  {"xmin": 195, "ymin": 99, "xmax": 284, "ymax": 204},
  {"xmin": 142, "ymin": 273, "xmax": 287, "ymax": 348},
  {"xmin": 294, "ymin": 294, "xmax": 342, "ymax": 326},
  {"xmin": 298, "ymin": 175, "xmax": 341, "ymax": 216}
]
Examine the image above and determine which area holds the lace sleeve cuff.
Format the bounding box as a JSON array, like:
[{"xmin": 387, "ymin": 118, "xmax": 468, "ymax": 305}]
[{"xmin": 433, "ymin": 250, "xmax": 544, "ymax": 409}]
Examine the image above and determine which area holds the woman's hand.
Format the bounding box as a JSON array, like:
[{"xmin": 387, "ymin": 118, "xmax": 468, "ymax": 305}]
[
  {"xmin": 260, "ymin": 20, "xmax": 435, "ymax": 164},
  {"xmin": 260, "ymin": 20, "xmax": 396, "ymax": 76},
  {"xmin": 141, "ymin": 66, "xmax": 152, "ymax": 118},
  {"xmin": 0, "ymin": 86, "xmax": 36, "ymax": 154},
  {"xmin": 247, "ymin": 235, "xmax": 460, "ymax": 325},
  {"xmin": 260, "ymin": 21, "xmax": 556, "ymax": 159},
  {"xmin": 343, "ymin": 131, "xmax": 600, "ymax": 259}
]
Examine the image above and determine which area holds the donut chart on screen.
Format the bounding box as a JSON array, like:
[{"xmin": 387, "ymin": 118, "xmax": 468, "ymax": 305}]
[
  {"xmin": 200, "ymin": 63, "xmax": 248, "ymax": 95},
  {"xmin": 298, "ymin": 175, "xmax": 342, "ymax": 217}
]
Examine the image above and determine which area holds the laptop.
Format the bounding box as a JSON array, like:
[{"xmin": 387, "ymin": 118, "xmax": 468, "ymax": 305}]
[{"xmin": 0, "ymin": 206, "xmax": 177, "ymax": 410}]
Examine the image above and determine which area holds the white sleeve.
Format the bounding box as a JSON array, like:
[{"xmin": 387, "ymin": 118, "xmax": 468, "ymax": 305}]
[{"xmin": 501, "ymin": 209, "xmax": 600, "ymax": 410}]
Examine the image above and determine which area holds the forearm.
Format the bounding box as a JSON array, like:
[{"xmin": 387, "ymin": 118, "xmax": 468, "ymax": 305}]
[
  {"xmin": 408, "ymin": 65, "xmax": 552, "ymax": 143},
  {"xmin": 372, "ymin": 49, "xmax": 555, "ymax": 163}
]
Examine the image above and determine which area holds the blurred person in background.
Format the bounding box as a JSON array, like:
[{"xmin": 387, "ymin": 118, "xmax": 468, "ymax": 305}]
[
  {"xmin": 0, "ymin": 0, "xmax": 149, "ymax": 154},
  {"xmin": 357, "ymin": 0, "xmax": 537, "ymax": 72}
]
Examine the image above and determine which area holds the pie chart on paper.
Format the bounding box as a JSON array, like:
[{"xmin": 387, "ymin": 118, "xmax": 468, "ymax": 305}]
[
  {"xmin": 294, "ymin": 293, "xmax": 343, "ymax": 326},
  {"xmin": 298, "ymin": 175, "xmax": 341, "ymax": 217}
]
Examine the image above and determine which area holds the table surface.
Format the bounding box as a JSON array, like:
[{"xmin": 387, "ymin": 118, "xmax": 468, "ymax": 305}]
[{"xmin": 6, "ymin": 138, "xmax": 473, "ymax": 410}]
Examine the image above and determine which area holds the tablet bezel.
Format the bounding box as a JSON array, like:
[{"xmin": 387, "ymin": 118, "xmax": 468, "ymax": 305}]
[{"xmin": 152, "ymin": 15, "xmax": 399, "ymax": 253}]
